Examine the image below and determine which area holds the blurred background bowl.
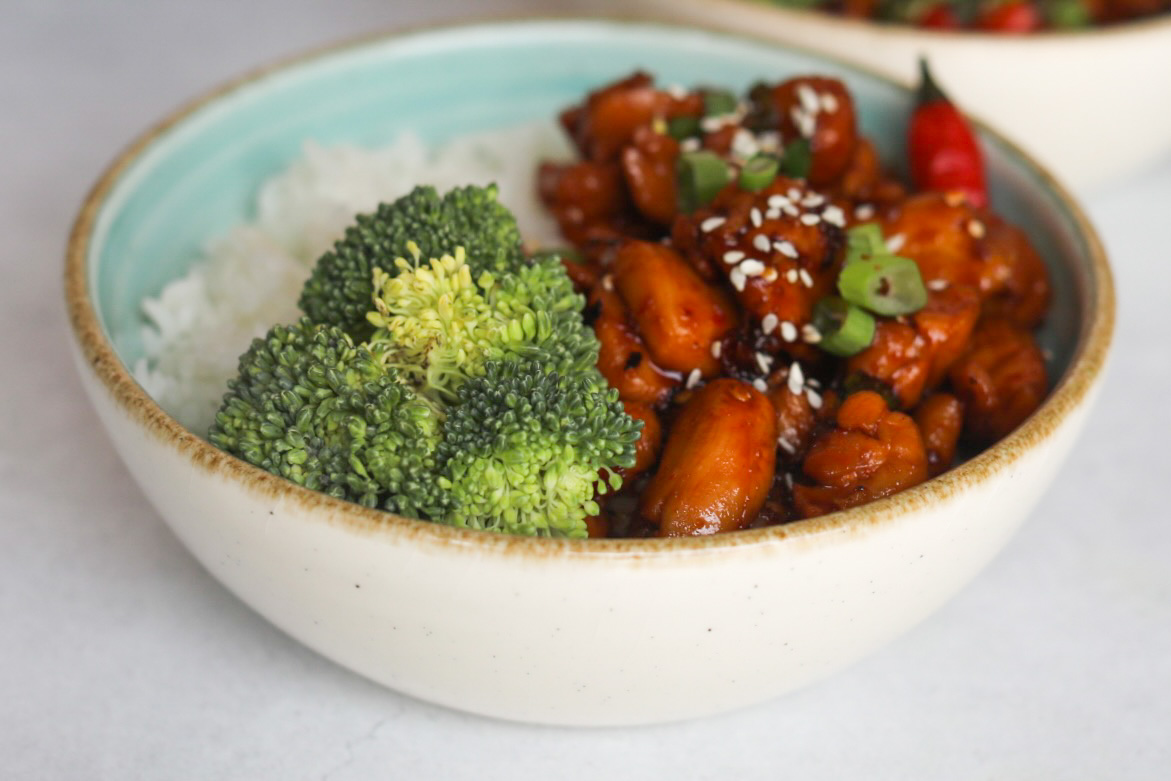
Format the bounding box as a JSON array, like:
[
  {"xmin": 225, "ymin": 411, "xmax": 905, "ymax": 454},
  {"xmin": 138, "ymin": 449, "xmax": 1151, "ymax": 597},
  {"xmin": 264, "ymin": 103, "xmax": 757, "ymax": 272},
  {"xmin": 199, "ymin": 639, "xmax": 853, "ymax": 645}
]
[
  {"xmin": 65, "ymin": 18, "xmax": 1113, "ymax": 725},
  {"xmin": 633, "ymin": 1, "xmax": 1171, "ymax": 190}
]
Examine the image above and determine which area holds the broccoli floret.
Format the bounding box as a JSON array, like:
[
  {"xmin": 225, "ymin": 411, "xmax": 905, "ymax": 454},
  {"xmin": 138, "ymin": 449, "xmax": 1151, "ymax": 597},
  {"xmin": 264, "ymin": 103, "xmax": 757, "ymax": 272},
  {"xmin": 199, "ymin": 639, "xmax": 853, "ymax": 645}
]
[
  {"xmin": 298, "ymin": 184, "xmax": 525, "ymax": 338},
  {"xmin": 365, "ymin": 245, "xmax": 598, "ymax": 403},
  {"xmin": 436, "ymin": 359, "xmax": 641, "ymax": 539},
  {"xmin": 208, "ymin": 318, "xmax": 452, "ymax": 519}
]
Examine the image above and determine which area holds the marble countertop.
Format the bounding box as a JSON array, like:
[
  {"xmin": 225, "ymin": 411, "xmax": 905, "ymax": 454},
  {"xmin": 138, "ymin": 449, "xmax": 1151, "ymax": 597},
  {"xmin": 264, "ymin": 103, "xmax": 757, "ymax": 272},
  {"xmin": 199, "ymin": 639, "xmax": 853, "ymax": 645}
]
[{"xmin": 2, "ymin": 1, "xmax": 1168, "ymax": 777}]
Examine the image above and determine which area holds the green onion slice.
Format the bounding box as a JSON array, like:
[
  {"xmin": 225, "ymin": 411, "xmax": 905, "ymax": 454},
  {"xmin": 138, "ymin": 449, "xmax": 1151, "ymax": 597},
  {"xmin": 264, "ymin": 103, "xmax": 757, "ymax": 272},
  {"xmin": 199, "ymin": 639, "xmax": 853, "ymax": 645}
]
[
  {"xmin": 813, "ymin": 296, "xmax": 876, "ymax": 357},
  {"xmin": 702, "ymin": 89, "xmax": 738, "ymax": 117},
  {"xmin": 666, "ymin": 116, "xmax": 701, "ymax": 140},
  {"xmin": 837, "ymin": 255, "xmax": 928, "ymax": 316},
  {"xmin": 677, "ymin": 151, "xmax": 730, "ymax": 214},
  {"xmin": 1046, "ymin": 0, "xmax": 1091, "ymax": 28},
  {"xmin": 844, "ymin": 223, "xmax": 886, "ymax": 264},
  {"xmin": 780, "ymin": 138, "xmax": 812, "ymax": 179},
  {"xmin": 739, "ymin": 153, "xmax": 780, "ymax": 192}
]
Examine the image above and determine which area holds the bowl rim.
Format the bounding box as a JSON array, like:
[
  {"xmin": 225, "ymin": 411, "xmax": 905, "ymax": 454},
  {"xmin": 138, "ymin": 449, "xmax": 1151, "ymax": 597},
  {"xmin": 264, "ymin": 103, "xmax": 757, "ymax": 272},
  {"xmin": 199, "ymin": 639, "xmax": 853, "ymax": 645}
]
[
  {"xmin": 680, "ymin": 0, "xmax": 1171, "ymax": 41},
  {"xmin": 64, "ymin": 14, "xmax": 1115, "ymax": 559}
]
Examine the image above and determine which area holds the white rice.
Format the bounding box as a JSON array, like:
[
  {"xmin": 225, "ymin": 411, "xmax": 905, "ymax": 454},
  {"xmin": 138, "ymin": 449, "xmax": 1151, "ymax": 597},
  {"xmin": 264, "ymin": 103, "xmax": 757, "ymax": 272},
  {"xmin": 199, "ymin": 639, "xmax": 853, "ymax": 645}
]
[{"xmin": 132, "ymin": 122, "xmax": 572, "ymax": 433}]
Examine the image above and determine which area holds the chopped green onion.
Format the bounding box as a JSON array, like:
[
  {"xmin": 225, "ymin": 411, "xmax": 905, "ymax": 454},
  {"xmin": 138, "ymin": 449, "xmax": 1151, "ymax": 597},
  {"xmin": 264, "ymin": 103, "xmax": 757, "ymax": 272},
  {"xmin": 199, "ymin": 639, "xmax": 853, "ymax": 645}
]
[
  {"xmin": 1045, "ymin": 0, "xmax": 1090, "ymax": 28},
  {"xmin": 702, "ymin": 89, "xmax": 738, "ymax": 117},
  {"xmin": 845, "ymin": 223, "xmax": 886, "ymax": 262},
  {"xmin": 739, "ymin": 153, "xmax": 780, "ymax": 192},
  {"xmin": 666, "ymin": 116, "xmax": 701, "ymax": 140},
  {"xmin": 837, "ymin": 255, "xmax": 928, "ymax": 316},
  {"xmin": 676, "ymin": 151, "xmax": 731, "ymax": 213},
  {"xmin": 813, "ymin": 297, "xmax": 876, "ymax": 357},
  {"xmin": 780, "ymin": 138, "xmax": 812, "ymax": 179}
]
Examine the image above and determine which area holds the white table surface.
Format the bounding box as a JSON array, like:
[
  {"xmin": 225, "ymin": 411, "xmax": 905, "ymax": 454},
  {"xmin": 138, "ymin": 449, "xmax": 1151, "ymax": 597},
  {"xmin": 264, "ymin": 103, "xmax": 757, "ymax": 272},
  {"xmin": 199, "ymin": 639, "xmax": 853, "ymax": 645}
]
[{"xmin": 3, "ymin": 1, "xmax": 1169, "ymax": 778}]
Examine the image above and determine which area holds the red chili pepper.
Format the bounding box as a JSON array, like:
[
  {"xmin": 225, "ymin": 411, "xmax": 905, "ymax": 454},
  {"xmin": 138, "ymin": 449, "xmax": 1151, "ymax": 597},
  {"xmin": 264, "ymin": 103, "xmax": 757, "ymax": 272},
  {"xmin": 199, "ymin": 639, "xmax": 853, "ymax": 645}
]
[
  {"xmin": 908, "ymin": 59, "xmax": 987, "ymax": 208},
  {"xmin": 977, "ymin": 1, "xmax": 1044, "ymax": 32},
  {"xmin": 919, "ymin": 4, "xmax": 963, "ymax": 29}
]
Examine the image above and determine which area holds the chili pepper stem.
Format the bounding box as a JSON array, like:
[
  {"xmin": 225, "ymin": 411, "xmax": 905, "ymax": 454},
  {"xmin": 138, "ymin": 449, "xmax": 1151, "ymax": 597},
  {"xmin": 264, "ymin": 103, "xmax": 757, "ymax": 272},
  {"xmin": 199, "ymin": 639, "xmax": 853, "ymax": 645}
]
[{"xmin": 916, "ymin": 57, "xmax": 949, "ymax": 106}]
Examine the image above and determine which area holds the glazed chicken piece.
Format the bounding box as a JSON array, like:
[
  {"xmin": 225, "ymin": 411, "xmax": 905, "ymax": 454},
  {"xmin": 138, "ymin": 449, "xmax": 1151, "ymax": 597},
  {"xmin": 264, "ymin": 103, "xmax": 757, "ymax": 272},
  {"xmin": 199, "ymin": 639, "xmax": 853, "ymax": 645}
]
[
  {"xmin": 537, "ymin": 160, "xmax": 632, "ymax": 249},
  {"xmin": 618, "ymin": 400, "xmax": 663, "ymax": 481},
  {"xmin": 558, "ymin": 70, "xmax": 702, "ymax": 162},
  {"xmin": 611, "ymin": 239, "xmax": 737, "ymax": 377},
  {"xmin": 793, "ymin": 390, "xmax": 929, "ymax": 517},
  {"xmin": 949, "ymin": 319, "xmax": 1048, "ymax": 443},
  {"xmin": 763, "ymin": 76, "xmax": 857, "ymax": 186},
  {"xmin": 641, "ymin": 379, "xmax": 778, "ymax": 536},
  {"xmin": 672, "ymin": 176, "xmax": 847, "ymax": 353},
  {"xmin": 767, "ymin": 378, "xmax": 821, "ymax": 463},
  {"xmin": 846, "ymin": 284, "xmax": 981, "ymax": 408},
  {"xmin": 914, "ymin": 394, "xmax": 965, "ymax": 477},
  {"xmin": 882, "ymin": 193, "xmax": 1051, "ymax": 328},
  {"xmin": 588, "ymin": 282, "xmax": 681, "ymax": 405},
  {"xmin": 621, "ymin": 124, "xmax": 680, "ymax": 226}
]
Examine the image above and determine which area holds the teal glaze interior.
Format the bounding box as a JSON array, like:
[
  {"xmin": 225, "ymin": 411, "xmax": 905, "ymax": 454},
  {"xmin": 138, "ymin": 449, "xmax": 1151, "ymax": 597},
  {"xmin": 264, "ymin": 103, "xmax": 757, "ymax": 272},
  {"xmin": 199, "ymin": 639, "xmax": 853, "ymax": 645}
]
[{"xmin": 88, "ymin": 19, "xmax": 1086, "ymax": 404}]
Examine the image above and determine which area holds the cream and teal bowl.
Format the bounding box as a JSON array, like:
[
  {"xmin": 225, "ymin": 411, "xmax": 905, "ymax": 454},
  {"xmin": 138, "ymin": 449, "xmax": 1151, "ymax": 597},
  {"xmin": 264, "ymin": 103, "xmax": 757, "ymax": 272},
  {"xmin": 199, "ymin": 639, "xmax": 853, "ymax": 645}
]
[{"xmin": 65, "ymin": 19, "xmax": 1114, "ymax": 726}]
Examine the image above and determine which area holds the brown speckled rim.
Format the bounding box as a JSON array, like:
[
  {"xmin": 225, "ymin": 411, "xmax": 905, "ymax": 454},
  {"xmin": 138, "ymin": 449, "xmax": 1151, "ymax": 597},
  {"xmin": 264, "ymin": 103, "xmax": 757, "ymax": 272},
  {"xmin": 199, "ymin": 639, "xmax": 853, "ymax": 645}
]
[
  {"xmin": 64, "ymin": 15, "xmax": 1114, "ymax": 559},
  {"xmin": 681, "ymin": 0, "xmax": 1171, "ymax": 41}
]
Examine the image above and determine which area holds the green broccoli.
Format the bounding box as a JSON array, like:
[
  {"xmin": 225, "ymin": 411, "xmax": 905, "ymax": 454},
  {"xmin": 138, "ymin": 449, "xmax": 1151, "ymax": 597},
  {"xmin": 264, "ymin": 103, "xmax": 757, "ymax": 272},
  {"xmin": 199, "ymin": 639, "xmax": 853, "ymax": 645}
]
[
  {"xmin": 208, "ymin": 318, "xmax": 452, "ymax": 519},
  {"xmin": 298, "ymin": 184, "xmax": 525, "ymax": 338},
  {"xmin": 210, "ymin": 184, "xmax": 641, "ymax": 538},
  {"xmin": 365, "ymin": 244, "xmax": 598, "ymax": 403},
  {"xmin": 437, "ymin": 359, "xmax": 640, "ymax": 539}
]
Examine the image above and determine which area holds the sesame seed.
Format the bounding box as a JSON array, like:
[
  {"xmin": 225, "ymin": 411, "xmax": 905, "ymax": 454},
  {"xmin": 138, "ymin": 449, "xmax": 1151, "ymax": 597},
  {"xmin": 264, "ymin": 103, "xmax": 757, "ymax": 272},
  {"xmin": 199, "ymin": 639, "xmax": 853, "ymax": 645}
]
[
  {"xmin": 783, "ymin": 204, "xmax": 801, "ymax": 217},
  {"xmin": 758, "ymin": 131, "xmax": 781, "ymax": 152},
  {"xmin": 778, "ymin": 437, "xmax": 796, "ymax": 455},
  {"xmin": 602, "ymin": 275, "xmax": 614, "ymax": 291},
  {"xmin": 686, "ymin": 368, "xmax": 702, "ymax": 389},
  {"xmin": 806, "ymin": 388, "xmax": 823, "ymax": 409},
  {"xmin": 786, "ymin": 269, "xmax": 800, "ymax": 284},
  {"xmin": 723, "ymin": 250, "xmax": 745, "ymax": 265},
  {"xmin": 681, "ymin": 138, "xmax": 701, "ymax": 153},
  {"xmin": 750, "ymin": 208, "xmax": 763, "ymax": 227},
  {"xmin": 801, "ymin": 323, "xmax": 822, "ymax": 344},
  {"xmin": 967, "ymin": 219, "xmax": 986, "ymax": 239},
  {"xmin": 886, "ymin": 233, "xmax": 906, "ymax": 253},
  {"xmin": 854, "ymin": 204, "xmax": 875, "ymax": 220},
  {"xmin": 927, "ymin": 279, "xmax": 949, "ymax": 291},
  {"xmin": 944, "ymin": 191, "xmax": 966, "ymax": 207},
  {"xmin": 701, "ymin": 116, "xmax": 727, "ymax": 133},
  {"xmin": 761, "ymin": 313, "xmax": 779, "ymax": 334},
  {"xmin": 729, "ymin": 267, "xmax": 747, "ymax": 291},
  {"xmin": 797, "ymin": 112, "xmax": 816, "ymax": 139},
  {"xmin": 753, "ymin": 234, "xmax": 772, "ymax": 253},
  {"xmin": 732, "ymin": 128, "xmax": 759, "ymax": 159},
  {"xmin": 739, "ymin": 259, "xmax": 766, "ymax": 276},
  {"xmin": 806, "ymin": 377, "xmax": 821, "ymax": 389},
  {"xmin": 820, "ymin": 92, "xmax": 839, "ymax": 114},
  {"xmin": 822, "ymin": 205, "xmax": 846, "ymax": 227},
  {"xmin": 701, "ymin": 216, "xmax": 726, "ymax": 233},
  {"xmin": 667, "ymin": 84, "xmax": 688, "ymax": 99},
  {"xmin": 797, "ymin": 83, "xmax": 820, "ymax": 114},
  {"xmin": 798, "ymin": 269, "xmax": 815, "ymax": 288},
  {"xmin": 710, "ymin": 341, "xmax": 722, "ymax": 358},
  {"xmin": 787, "ymin": 188, "xmax": 802, "ymax": 200},
  {"xmin": 800, "ymin": 213, "xmax": 821, "ymax": 226},
  {"xmin": 783, "ymin": 472, "xmax": 794, "ymax": 488},
  {"xmin": 768, "ymin": 195, "xmax": 790, "ymax": 209},
  {"xmin": 756, "ymin": 352, "xmax": 774, "ymax": 374},
  {"xmin": 788, "ymin": 362, "xmax": 805, "ymax": 395},
  {"xmin": 775, "ymin": 240, "xmax": 799, "ymax": 259},
  {"xmin": 780, "ymin": 321, "xmax": 798, "ymax": 343},
  {"xmin": 763, "ymin": 268, "xmax": 778, "ymax": 282},
  {"xmin": 765, "ymin": 208, "xmax": 781, "ymax": 220},
  {"xmin": 801, "ymin": 193, "xmax": 825, "ymax": 208},
  {"xmin": 753, "ymin": 378, "xmax": 769, "ymax": 393}
]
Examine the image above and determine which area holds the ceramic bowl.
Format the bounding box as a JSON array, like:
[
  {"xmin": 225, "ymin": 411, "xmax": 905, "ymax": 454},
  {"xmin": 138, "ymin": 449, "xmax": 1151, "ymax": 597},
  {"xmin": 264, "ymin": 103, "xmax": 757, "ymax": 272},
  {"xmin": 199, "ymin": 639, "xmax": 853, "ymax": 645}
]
[
  {"xmin": 634, "ymin": 0, "xmax": 1171, "ymax": 190},
  {"xmin": 65, "ymin": 18, "xmax": 1114, "ymax": 726}
]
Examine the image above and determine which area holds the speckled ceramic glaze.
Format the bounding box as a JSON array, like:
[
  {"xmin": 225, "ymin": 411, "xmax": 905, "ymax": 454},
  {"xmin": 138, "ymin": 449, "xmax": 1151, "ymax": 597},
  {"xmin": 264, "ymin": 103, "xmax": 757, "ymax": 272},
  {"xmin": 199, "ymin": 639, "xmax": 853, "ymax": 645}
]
[
  {"xmin": 66, "ymin": 19, "xmax": 1113, "ymax": 726},
  {"xmin": 635, "ymin": 1, "xmax": 1171, "ymax": 190}
]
